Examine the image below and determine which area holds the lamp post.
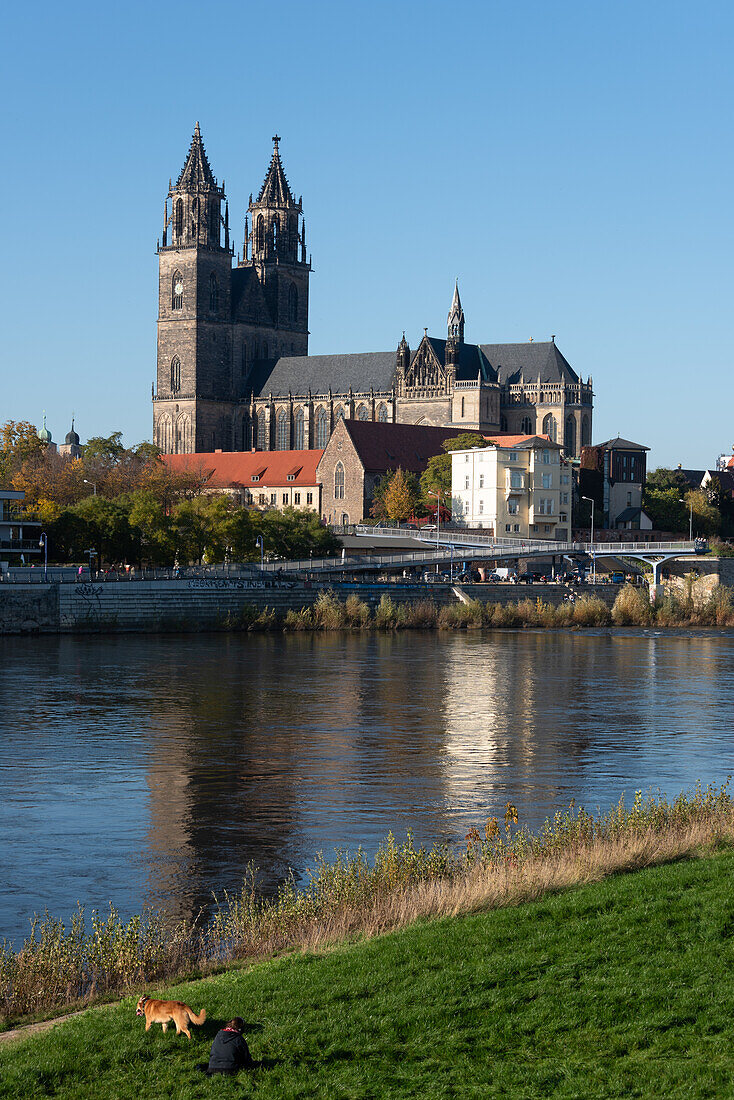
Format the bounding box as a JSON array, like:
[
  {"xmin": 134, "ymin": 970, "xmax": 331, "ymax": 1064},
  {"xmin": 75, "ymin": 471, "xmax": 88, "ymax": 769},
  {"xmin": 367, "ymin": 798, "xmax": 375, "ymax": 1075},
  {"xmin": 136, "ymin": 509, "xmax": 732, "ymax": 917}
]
[
  {"xmin": 83, "ymin": 479, "xmax": 97, "ymax": 496},
  {"xmin": 38, "ymin": 533, "xmax": 48, "ymax": 581},
  {"xmin": 255, "ymin": 535, "xmax": 264, "ymax": 570},
  {"xmin": 581, "ymin": 496, "xmax": 595, "ymax": 583},
  {"xmin": 679, "ymin": 499, "xmax": 693, "ymax": 541}
]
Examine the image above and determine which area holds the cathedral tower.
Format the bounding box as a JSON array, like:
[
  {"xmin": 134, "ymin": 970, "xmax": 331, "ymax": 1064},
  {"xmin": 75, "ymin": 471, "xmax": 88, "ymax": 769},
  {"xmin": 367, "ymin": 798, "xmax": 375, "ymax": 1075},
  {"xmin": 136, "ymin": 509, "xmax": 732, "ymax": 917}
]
[
  {"xmin": 242, "ymin": 136, "xmax": 310, "ymax": 359},
  {"xmin": 154, "ymin": 123, "xmax": 234, "ymax": 453}
]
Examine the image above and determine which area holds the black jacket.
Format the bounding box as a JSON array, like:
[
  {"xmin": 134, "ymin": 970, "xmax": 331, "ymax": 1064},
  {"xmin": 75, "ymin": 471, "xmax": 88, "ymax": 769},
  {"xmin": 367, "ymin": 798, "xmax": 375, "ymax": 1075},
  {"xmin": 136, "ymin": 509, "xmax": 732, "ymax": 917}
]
[{"xmin": 207, "ymin": 1028, "xmax": 253, "ymax": 1075}]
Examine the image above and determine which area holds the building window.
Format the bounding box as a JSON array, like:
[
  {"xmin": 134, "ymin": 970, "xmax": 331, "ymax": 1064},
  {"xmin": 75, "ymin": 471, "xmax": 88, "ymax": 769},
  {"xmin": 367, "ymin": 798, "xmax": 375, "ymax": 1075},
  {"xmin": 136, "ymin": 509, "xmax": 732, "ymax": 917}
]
[
  {"xmin": 542, "ymin": 449, "xmax": 550, "ymax": 464},
  {"xmin": 270, "ymin": 493, "xmax": 276, "ymax": 505},
  {"xmin": 545, "ymin": 525, "xmax": 551, "ymax": 533},
  {"xmin": 542, "ymin": 473, "xmax": 552, "ymax": 489},
  {"xmin": 521, "ymin": 416, "xmax": 533, "ymax": 435},
  {"xmin": 256, "ymin": 409, "xmax": 267, "ymax": 449},
  {"xmin": 508, "ymin": 500, "xmax": 518, "ymax": 515},
  {"xmin": 506, "ymin": 524, "xmax": 511, "ymax": 532},
  {"xmin": 209, "ymin": 273, "xmax": 219, "ymax": 312},
  {"xmin": 293, "ymin": 407, "xmax": 304, "ymax": 449},
  {"xmin": 315, "ymin": 407, "xmax": 329, "ymax": 448},
  {"xmin": 170, "ymin": 356, "xmax": 181, "ymax": 393},
  {"xmin": 357, "ymin": 404, "xmax": 369, "ymax": 421},
  {"xmin": 294, "ymin": 492, "xmax": 301, "ymax": 505},
  {"xmin": 174, "ymin": 199, "xmax": 183, "ymax": 239},
  {"xmin": 377, "ymin": 403, "xmax": 388, "ymax": 422},
  {"xmin": 500, "ymin": 415, "xmax": 508, "ymax": 431},
  {"xmin": 581, "ymin": 416, "xmax": 590, "ymax": 446},
  {"xmin": 276, "ymin": 408, "xmax": 288, "ymax": 450},
  {"xmin": 479, "ymin": 474, "xmax": 484, "ymax": 488},
  {"xmin": 307, "ymin": 492, "xmax": 313, "ymax": 505},
  {"xmin": 288, "ymin": 283, "xmax": 298, "ymax": 324},
  {"xmin": 172, "ymin": 271, "xmax": 183, "ymax": 310},
  {"xmin": 335, "ymin": 405, "xmax": 345, "ymax": 422},
  {"xmin": 461, "ymin": 397, "xmax": 465, "ymax": 418},
  {"xmin": 210, "ymin": 203, "xmax": 219, "ymax": 243},
  {"xmin": 561, "ymin": 492, "xmax": 569, "ymax": 505},
  {"xmin": 464, "ymin": 475, "xmax": 470, "ymax": 489},
  {"xmin": 282, "ymin": 494, "xmax": 289, "ymax": 505},
  {"xmin": 478, "ymin": 500, "xmax": 484, "ymax": 514},
  {"xmin": 259, "ymin": 493, "xmax": 266, "ymax": 505},
  {"xmin": 334, "ymin": 462, "xmax": 345, "ymax": 500},
  {"xmin": 542, "ymin": 413, "xmax": 557, "ymax": 442},
  {"xmin": 255, "ymin": 214, "xmax": 265, "ymax": 252},
  {"xmin": 514, "ymin": 524, "xmax": 520, "ymax": 532},
  {"xmin": 508, "ymin": 451, "xmax": 518, "ymax": 462},
  {"xmin": 465, "ymin": 500, "xmax": 470, "ymax": 514},
  {"xmin": 560, "ymin": 512, "xmax": 568, "ymax": 523}
]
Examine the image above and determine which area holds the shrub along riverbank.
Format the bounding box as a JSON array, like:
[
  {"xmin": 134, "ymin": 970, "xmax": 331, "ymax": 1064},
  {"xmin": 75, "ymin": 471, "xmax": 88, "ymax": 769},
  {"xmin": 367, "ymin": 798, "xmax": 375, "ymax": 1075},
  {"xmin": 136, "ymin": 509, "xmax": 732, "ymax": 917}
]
[
  {"xmin": 2, "ymin": 782, "xmax": 734, "ymax": 1030},
  {"xmin": 3, "ymin": 840, "xmax": 734, "ymax": 1097},
  {"xmin": 230, "ymin": 583, "xmax": 734, "ymax": 632}
]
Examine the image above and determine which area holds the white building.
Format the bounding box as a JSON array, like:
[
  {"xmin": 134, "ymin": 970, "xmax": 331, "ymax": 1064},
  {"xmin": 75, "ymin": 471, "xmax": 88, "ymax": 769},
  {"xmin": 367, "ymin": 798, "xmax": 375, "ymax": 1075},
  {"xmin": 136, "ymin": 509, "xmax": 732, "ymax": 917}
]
[{"xmin": 451, "ymin": 435, "xmax": 572, "ymax": 540}]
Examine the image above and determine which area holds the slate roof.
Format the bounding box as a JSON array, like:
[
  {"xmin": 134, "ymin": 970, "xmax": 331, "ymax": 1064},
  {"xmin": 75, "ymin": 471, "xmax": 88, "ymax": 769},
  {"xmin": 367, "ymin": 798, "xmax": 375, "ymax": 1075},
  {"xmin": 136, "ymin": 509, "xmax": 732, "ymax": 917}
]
[
  {"xmin": 162, "ymin": 449, "xmax": 323, "ymax": 489},
  {"xmin": 425, "ymin": 339, "xmax": 495, "ymax": 382},
  {"xmin": 598, "ymin": 437, "xmax": 650, "ymax": 451},
  {"xmin": 255, "ymin": 137, "xmax": 296, "ymax": 206},
  {"xmin": 479, "ymin": 341, "xmax": 580, "ymax": 385},
  {"xmin": 250, "ymin": 352, "xmax": 398, "ymax": 398},
  {"xmin": 614, "ymin": 507, "xmax": 644, "ymax": 523},
  {"xmin": 337, "ymin": 421, "xmax": 459, "ymax": 474},
  {"xmin": 677, "ymin": 469, "xmax": 706, "ymax": 489}
]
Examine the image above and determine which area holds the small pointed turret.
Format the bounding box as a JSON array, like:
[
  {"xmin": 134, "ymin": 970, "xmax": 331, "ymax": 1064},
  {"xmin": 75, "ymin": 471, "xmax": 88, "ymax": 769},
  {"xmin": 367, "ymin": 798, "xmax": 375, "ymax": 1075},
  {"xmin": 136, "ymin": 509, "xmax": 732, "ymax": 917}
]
[
  {"xmin": 447, "ymin": 280, "xmax": 465, "ymax": 343},
  {"xmin": 164, "ymin": 123, "xmax": 226, "ymax": 250}
]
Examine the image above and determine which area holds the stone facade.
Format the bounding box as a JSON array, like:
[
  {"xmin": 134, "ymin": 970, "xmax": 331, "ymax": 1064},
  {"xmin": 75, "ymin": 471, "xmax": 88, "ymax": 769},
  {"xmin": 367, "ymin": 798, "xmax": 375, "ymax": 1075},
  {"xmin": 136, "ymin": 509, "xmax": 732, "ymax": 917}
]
[{"xmin": 153, "ymin": 128, "xmax": 593, "ymax": 458}]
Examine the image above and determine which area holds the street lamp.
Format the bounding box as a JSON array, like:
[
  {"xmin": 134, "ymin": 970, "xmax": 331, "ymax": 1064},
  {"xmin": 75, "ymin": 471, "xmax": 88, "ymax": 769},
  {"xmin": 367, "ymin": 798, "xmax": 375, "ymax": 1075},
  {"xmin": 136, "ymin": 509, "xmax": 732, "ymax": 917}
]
[
  {"xmin": 83, "ymin": 479, "xmax": 97, "ymax": 496},
  {"xmin": 255, "ymin": 535, "xmax": 264, "ymax": 570},
  {"xmin": 581, "ymin": 496, "xmax": 595, "ymax": 583},
  {"xmin": 38, "ymin": 533, "xmax": 48, "ymax": 581},
  {"xmin": 679, "ymin": 498, "xmax": 693, "ymax": 541}
]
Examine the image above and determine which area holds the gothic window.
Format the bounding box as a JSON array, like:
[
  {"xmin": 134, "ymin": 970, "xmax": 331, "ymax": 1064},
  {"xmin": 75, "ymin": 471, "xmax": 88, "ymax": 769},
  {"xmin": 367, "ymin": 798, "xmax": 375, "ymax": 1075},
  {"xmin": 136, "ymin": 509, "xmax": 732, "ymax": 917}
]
[
  {"xmin": 542, "ymin": 414, "xmax": 557, "ymax": 442},
  {"xmin": 255, "ymin": 214, "xmax": 265, "ymax": 252},
  {"xmin": 289, "ymin": 214, "xmax": 298, "ymax": 253},
  {"xmin": 315, "ymin": 406, "xmax": 329, "ymax": 448},
  {"xmin": 174, "ymin": 199, "xmax": 183, "ymax": 239},
  {"xmin": 256, "ymin": 408, "xmax": 267, "ymax": 449},
  {"xmin": 177, "ymin": 414, "xmax": 191, "ymax": 453},
  {"xmin": 294, "ymin": 407, "xmax": 305, "ymax": 449},
  {"xmin": 377, "ymin": 403, "xmax": 388, "ymax": 423},
  {"xmin": 581, "ymin": 416, "xmax": 591, "ymax": 446},
  {"xmin": 172, "ymin": 271, "xmax": 183, "ymax": 310},
  {"xmin": 334, "ymin": 462, "xmax": 345, "ymax": 500},
  {"xmin": 521, "ymin": 416, "xmax": 533, "ymax": 435},
  {"xmin": 461, "ymin": 397, "xmax": 465, "ymax": 418},
  {"xmin": 157, "ymin": 414, "xmax": 173, "ymax": 453},
  {"xmin": 500, "ymin": 415, "xmax": 508, "ymax": 431},
  {"xmin": 288, "ymin": 283, "xmax": 298, "ymax": 324},
  {"xmin": 335, "ymin": 405, "xmax": 345, "ymax": 422},
  {"xmin": 209, "ymin": 273, "xmax": 219, "ymax": 313},
  {"xmin": 357, "ymin": 404, "xmax": 369, "ymax": 421},
  {"xmin": 210, "ymin": 204, "xmax": 218, "ymax": 243},
  {"xmin": 170, "ymin": 356, "xmax": 181, "ymax": 394},
  {"xmin": 241, "ymin": 414, "xmax": 249, "ymax": 451},
  {"xmin": 276, "ymin": 408, "xmax": 288, "ymax": 450},
  {"xmin": 565, "ymin": 416, "xmax": 576, "ymax": 456},
  {"xmin": 271, "ymin": 218, "xmax": 278, "ymax": 251}
]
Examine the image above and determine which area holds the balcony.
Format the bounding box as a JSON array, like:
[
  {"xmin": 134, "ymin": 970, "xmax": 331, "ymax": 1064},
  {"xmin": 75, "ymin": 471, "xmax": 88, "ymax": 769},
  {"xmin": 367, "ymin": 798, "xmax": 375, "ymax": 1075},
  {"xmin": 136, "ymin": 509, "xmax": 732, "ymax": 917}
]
[
  {"xmin": 505, "ymin": 472, "xmax": 526, "ymax": 495},
  {"xmin": 0, "ymin": 539, "xmax": 42, "ymax": 553}
]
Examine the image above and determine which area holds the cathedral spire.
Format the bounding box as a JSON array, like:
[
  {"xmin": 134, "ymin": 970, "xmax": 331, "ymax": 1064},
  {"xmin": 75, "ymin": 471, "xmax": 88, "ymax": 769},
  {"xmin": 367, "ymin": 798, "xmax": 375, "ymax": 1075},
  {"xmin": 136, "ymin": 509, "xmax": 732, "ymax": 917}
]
[
  {"xmin": 175, "ymin": 121, "xmax": 220, "ymax": 193},
  {"xmin": 256, "ymin": 134, "xmax": 296, "ymax": 206},
  {"xmin": 447, "ymin": 280, "xmax": 465, "ymax": 343}
]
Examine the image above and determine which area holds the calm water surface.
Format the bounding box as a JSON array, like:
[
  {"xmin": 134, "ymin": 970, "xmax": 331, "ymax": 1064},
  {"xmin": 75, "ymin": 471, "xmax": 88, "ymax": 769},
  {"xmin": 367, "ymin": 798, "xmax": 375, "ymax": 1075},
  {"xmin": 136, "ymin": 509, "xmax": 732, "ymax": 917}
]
[{"xmin": 1, "ymin": 629, "xmax": 733, "ymax": 944}]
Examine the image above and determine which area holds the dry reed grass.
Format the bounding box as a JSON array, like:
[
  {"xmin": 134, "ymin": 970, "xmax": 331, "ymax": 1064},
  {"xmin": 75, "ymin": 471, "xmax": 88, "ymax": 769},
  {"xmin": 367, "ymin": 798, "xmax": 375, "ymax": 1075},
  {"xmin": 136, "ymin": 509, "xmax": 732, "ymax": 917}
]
[{"xmin": 2, "ymin": 782, "xmax": 733, "ymax": 1026}]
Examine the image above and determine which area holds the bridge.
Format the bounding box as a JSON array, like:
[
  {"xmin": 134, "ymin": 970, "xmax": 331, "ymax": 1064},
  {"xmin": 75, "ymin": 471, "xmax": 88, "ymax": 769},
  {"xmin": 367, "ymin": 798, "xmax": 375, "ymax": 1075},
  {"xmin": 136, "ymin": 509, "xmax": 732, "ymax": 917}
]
[{"xmin": 262, "ymin": 526, "xmax": 700, "ymax": 584}]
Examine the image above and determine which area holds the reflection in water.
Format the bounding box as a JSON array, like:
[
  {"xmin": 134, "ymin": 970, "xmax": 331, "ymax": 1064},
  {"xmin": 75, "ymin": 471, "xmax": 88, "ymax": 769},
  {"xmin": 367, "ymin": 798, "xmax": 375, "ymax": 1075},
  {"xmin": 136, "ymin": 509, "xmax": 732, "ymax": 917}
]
[{"xmin": 0, "ymin": 629, "xmax": 733, "ymax": 944}]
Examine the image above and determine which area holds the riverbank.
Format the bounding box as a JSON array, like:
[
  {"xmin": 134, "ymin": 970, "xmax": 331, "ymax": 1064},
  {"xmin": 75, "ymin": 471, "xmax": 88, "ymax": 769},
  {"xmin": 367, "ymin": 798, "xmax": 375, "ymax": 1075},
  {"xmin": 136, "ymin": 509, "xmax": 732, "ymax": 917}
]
[
  {"xmin": 2, "ymin": 782, "xmax": 733, "ymax": 1030},
  {"xmin": 2, "ymin": 578, "xmax": 734, "ymax": 633},
  {"xmin": 2, "ymin": 844, "xmax": 734, "ymax": 1098}
]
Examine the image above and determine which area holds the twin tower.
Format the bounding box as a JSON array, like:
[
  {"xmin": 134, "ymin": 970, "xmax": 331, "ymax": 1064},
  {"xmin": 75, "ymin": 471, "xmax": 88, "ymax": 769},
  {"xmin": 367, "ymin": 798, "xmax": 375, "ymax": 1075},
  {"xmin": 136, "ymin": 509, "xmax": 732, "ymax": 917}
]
[{"xmin": 153, "ymin": 124, "xmax": 310, "ymax": 454}]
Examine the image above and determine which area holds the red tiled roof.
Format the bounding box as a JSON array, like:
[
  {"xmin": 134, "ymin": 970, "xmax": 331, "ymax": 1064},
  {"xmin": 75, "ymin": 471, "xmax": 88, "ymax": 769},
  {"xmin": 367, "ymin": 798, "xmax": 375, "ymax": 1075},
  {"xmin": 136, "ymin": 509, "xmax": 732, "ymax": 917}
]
[
  {"xmin": 337, "ymin": 421, "xmax": 460, "ymax": 473},
  {"xmin": 162, "ymin": 450, "xmax": 323, "ymax": 488},
  {"xmin": 481, "ymin": 432, "xmax": 557, "ymax": 448}
]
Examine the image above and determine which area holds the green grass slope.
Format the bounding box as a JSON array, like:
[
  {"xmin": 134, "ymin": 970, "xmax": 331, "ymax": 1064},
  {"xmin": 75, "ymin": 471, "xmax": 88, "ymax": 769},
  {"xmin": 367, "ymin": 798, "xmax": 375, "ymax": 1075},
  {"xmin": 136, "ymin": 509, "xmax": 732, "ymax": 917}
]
[{"xmin": 2, "ymin": 850, "xmax": 734, "ymax": 1099}]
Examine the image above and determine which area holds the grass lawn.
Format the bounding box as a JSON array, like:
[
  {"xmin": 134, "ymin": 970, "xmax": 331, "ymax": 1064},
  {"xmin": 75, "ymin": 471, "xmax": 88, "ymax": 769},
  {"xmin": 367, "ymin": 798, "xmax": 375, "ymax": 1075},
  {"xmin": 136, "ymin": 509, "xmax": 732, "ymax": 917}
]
[{"xmin": 3, "ymin": 850, "xmax": 734, "ymax": 1098}]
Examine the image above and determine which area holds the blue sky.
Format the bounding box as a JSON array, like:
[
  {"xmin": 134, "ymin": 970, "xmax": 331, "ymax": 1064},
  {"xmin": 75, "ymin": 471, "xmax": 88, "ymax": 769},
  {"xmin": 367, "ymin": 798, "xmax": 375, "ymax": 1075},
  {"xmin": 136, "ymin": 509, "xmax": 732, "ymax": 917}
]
[{"xmin": 0, "ymin": 0, "xmax": 731, "ymax": 469}]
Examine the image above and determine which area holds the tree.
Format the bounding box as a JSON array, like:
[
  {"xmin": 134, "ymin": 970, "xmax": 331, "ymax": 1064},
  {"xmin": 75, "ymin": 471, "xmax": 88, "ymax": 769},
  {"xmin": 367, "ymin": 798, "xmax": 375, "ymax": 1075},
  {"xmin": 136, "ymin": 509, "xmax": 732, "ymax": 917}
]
[
  {"xmin": 83, "ymin": 432, "xmax": 125, "ymax": 464},
  {"xmin": 0, "ymin": 420, "xmax": 43, "ymax": 482},
  {"xmin": 382, "ymin": 469, "xmax": 421, "ymax": 522}
]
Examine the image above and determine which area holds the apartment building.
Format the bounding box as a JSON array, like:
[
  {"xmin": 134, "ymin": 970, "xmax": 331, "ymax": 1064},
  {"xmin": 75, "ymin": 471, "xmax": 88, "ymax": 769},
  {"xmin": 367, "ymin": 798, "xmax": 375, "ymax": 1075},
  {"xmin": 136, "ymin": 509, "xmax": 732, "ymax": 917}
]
[
  {"xmin": 162, "ymin": 450, "xmax": 323, "ymax": 512},
  {"xmin": 450, "ymin": 436, "xmax": 572, "ymax": 540}
]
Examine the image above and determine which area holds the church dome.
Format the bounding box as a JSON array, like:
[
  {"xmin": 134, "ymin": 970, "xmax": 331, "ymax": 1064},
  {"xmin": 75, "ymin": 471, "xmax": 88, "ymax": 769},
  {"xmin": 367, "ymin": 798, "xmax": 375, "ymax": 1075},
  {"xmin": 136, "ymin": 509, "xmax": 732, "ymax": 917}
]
[
  {"xmin": 38, "ymin": 416, "xmax": 52, "ymax": 444},
  {"xmin": 65, "ymin": 419, "xmax": 80, "ymax": 446}
]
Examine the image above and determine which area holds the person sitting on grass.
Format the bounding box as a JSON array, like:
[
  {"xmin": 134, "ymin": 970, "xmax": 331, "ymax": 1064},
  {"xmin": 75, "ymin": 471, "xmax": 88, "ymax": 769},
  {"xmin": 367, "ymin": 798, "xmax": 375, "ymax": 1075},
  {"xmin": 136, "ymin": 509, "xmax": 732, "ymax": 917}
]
[{"xmin": 206, "ymin": 1017, "xmax": 253, "ymax": 1076}]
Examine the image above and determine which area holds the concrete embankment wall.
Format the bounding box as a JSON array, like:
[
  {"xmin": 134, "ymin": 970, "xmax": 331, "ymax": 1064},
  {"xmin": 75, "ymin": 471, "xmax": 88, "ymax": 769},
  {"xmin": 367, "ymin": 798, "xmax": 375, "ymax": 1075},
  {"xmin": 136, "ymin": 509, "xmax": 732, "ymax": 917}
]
[
  {"xmin": 0, "ymin": 576, "xmax": 637, "ymax": 636},
  {"xmin": 664, "ymin": 556, "xmax": 734, "ymax": 600}
]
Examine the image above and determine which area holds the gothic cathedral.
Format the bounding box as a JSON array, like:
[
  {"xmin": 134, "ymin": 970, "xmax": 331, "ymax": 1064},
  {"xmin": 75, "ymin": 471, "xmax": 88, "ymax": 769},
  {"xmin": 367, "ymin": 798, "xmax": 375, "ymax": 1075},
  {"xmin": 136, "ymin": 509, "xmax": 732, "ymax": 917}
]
[{"xmin": 153, "ymin": 125, "xmax": 593, "ymax": 457}]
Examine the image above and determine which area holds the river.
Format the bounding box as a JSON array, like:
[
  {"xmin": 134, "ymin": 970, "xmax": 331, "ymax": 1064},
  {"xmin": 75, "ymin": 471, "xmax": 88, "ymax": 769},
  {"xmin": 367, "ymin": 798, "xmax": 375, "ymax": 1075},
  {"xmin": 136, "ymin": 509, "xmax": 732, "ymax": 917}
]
[{"xmin": 1, "ymin": 628, "xmax": 732, "ymax": 945}]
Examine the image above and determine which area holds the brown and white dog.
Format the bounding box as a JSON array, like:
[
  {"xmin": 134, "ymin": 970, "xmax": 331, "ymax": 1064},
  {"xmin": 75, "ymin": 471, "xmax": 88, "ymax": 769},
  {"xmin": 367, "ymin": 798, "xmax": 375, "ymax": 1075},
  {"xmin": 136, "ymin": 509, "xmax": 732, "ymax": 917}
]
[{"xmin": 136, "ymin": 995, "xmax": 206, "ymax": 1039}]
